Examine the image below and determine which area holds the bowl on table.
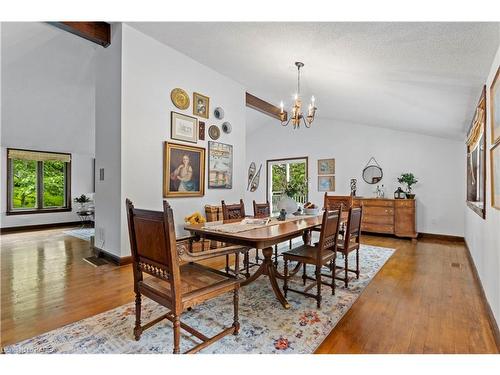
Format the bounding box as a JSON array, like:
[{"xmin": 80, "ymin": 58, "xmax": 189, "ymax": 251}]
[{"xmin": 304, "ymin": 207, "xmax": 320, "ymax": 215}]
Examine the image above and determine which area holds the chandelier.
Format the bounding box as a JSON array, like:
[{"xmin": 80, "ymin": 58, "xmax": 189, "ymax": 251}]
[{"xmin": 279, "ymin": 62, "xmax": 317, "ymax": 128}]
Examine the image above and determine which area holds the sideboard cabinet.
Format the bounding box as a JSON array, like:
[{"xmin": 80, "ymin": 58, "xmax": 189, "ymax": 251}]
[{"xmin": 353, "ymin": 198, "xmax": 417, "ymax": 239}]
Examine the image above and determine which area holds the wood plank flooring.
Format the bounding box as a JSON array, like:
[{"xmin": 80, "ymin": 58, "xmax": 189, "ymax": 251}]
[{"xmin": 1, "ymin": 228, "xmax": 498, "ymax": 353}]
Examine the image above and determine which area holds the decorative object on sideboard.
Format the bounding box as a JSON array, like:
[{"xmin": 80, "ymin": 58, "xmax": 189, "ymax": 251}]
[
  {"xmin": 208, "ymin": 141, "xmax": 233, "ymax": 189},
  {"xmin": 394, "ymin": 187, "xmax": 406, "ymax": 199},
  {"xmin": 198, "ymin": 121, "xmax": 205, "ymax": 140},
  {"xmin": 249, "ymin": 164, "xmax": 262, "ymax": 192},
  {"xmin": 466, "ymin": 86, "xmax": 486, "ymax": 219},
  {"xmin": 214, "ymin": 107, "xmax": 224, "ymax": 120},
  {"xmin": 491, "ymin": 142, "xmax": 500, "ymax": 209},
  {"xmin": 279, "ymin": 62, "xmax": 317, "ymax": 129},
  {"xmin": 193, "ymin": 92, "xmax": 210, "ymax": 119},
  {"xmin": 317, "ymin": 158, "xmax": 335, "ymax": 175},
  {"xmin": 170, "ymin": 88, "xmax": 190, "ymax": 110},
  {"xmin": 163, "ymin": 142, "xmax": 205, "ymax": 198},
  {"xmin": 208, "ymin": 125, "xmax": 220, "ymax": 140},
  {"xmin": 350, "ymin": 178, "xmax": 357, "ymax": 196},
  {"xmin": 74, "ymin": 194, "xmax": 91, "ymax": 211},
  {"xmin": 397, "ymin": 173, "xmax": 418, "ymax": 199},
  {"xmin": 247, "ymin": 162, "xmax": 256, "ymax": 190},
  {"xmin": 362, "ymin": 157, "xmax": 383, "ymax": 184},
  {"xmin": 221, "ymin": 121, "xmax": 232, "ymax": 134},
  {"xmin": 318, "ymin": 175, "xmax": 335, "ymax": 192},
  {"xmin": 374, "ymin": 184, "xmax": 385, "ymax": 198},
  {"xmin": 490, "ymin": 65, "xmax": 500, "ymax": 145},
  {"xmin": 171, "ymin": 111, "xmax": 198, "ymax": 143}
]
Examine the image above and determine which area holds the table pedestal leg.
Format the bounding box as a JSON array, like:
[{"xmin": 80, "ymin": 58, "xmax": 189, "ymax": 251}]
[{"xmin": 240, "ymin": 246, "xmax": 290, "ymax": 309}]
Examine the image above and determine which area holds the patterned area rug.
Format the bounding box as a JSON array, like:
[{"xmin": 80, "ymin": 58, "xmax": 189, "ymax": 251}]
[
  {"xmin": 4, "ymin": 244, "xmax": 394, "ymax": 354},
  {"xmin": 62, "ymin": 228, "xmax": 95, "ymax": 241}
]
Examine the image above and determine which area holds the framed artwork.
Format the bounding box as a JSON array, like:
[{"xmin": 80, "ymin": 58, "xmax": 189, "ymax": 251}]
[
  {"xmin": 208, "ymin": 141, "xmax": 233, "ymax": 189},
  {"xmin": 199, "ymin": 121, "xmax": 205, "ymax": 140},
  {"xmin": 318, "ymin": 158, "xmax": 335, "ymax": 175},
  {"xmin": 318, "ymin": 176, "xmax": 335, "ymax": 192},
  {"xmin": 171, "ymin": 112, "xmax": 198, "ymax": 144},
  {"xmin": 490, "ymin": 66, "xmax": 500, "ymax": 145},
  {"xmin": 193, "ymin": 92, "xmax": 210, "ymax": 119},
  {"xmin": 163, "ymin": 142, "xmax": 205, "ymax": 198},
  {"xmin": 491, "ymin": 142, "xmax": 500, "ymax": 209}
]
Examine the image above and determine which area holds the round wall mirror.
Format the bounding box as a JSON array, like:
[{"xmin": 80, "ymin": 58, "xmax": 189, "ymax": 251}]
[{"xmin": 362, "ymin": 165, "xmax": 383, "ymax": 184}]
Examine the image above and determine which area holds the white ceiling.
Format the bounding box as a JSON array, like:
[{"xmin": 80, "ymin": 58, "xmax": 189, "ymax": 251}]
[{"xmin": 130, "ymin": 22, "xmax": 499, "ymax": 140}]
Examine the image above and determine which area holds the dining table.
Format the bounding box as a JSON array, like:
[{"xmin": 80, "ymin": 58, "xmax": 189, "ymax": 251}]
[{"xmin": 184, "ymin": 212, "xmax": 347, "ymax": 309}]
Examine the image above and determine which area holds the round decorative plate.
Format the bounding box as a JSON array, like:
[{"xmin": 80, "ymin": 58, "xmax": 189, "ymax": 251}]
[
  {"xmin": 221, "ymin": 121, "xmax": 232, "ymax": 134},
  {"xmin": 170, "ymin": 88, "xmax": 190, "ymax": 110},
  {"xmin": 208, "ymin": 125, "xmax": 220, "ymax": 140},
  {"xmin": 214, "ymin": 107, "xmax": 224, "ymax": 120}
]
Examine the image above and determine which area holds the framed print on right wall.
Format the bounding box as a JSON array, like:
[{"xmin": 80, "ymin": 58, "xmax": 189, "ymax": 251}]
[
  {"xmin": 490, "ymin": 65, "xmax": 500, "ymax": 145},
  {"xmin": 491, "ymin": 141, "xmax": 500, "ymax": 209}
]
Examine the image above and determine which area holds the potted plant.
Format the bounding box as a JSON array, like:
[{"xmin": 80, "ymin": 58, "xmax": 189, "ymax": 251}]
[
  {"xmin": 74, "ymin": 194, "xmax": 91, "ymax": 211},
  {"xmin": 278, "ymin": 179, "xmax": 307, "ymax": 214},
  {"xmin": 397, "ymin": 173, "xmax": 418, "ymax": 199}
]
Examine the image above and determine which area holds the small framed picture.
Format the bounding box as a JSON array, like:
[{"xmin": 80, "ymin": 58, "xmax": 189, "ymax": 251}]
[
  {"xmin": 171, "ymin": 112, "xmax": 198, "ymax": 143},
  {"xmin": 208, "ymin": 141, "xmax": 233, "ymax": 189},
  {"xmin": 199, "ymin": 121, "xmax": 206, "ymax": 140},
  {"xmin": 193, "ymin": 92, "xmax": 210, "ymax": 119},
  {"xmin": 491, "ymin": 66, "xmax": 500, "ymax": 145},
  {"xmin": 318, "ymin": 176, "xmax": 335, "ymax": 192},
  {"xmin": 491, "ymin": 142, "xmax": 500, "ymax": 209},
  {"xmin": 318, "ymin": 158, "xmax": 335, "ymax": 175}
]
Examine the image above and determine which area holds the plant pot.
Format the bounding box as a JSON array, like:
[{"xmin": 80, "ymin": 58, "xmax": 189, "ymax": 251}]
[
  {"xmin": 277, "ymin": 195, "xmax": 298, "ymax": 215},
  {"xmin": 405, "ymin": 193, "xmax": 415, "ymax": 199}
]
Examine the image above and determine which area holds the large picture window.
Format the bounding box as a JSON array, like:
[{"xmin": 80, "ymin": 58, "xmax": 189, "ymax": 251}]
[{"xmin": 7, "ymin": 149, "xmax": 71, "ymax": 214}]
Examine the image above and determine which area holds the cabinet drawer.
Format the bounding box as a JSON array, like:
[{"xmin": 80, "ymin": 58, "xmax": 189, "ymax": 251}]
[
  {"xmin": 363, "ymin": 214, "xmax": 394, "ymax": 225},
  {"xmin": 362, "ymin": 223, "xmax": 394, "ymax": 234},
  {"xmin": 395, "ymin": 200, "xmax": 415, "ymax": 208},
  {"xmin": 364, "ymin": 206, "xmax": 394, "ymax": 217},
  {"xmin": 359, "ymin": 199, "xmax": 394, "ymax": 208}
]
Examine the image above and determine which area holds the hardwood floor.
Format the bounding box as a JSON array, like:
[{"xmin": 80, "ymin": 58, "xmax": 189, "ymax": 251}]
[{"xmin": 1, "ymin": 228, "xmax": 498, "ymax": 353}]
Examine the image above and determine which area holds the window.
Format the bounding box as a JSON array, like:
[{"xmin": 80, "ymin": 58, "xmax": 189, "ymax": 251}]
[
  {"xmin": 266, "ymin": 157, "xmax": 308, "ymax": 213},
  {"xmin": 7, "ymin": 149, "xmax": 71, "ymax": 214}
]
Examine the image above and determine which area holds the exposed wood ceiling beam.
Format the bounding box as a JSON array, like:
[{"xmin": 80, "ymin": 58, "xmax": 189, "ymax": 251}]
[
  {"xmin": 246, "ymin": 92, "xmax": 287, "ymax": 121},
  {"xmin": 48, "ymin": 22, "xmax": 111, "ymax": 47}
]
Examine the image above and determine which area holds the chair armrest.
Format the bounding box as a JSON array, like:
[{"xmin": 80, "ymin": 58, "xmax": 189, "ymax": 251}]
[{"xmin": 177, "ymin": 242, "xmax": 249, "ymax": 263}]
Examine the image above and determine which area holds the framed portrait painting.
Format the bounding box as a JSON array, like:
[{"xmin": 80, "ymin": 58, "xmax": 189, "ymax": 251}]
[
  {"xmin": 491, "ymin": 66, "xmax": 500, "ymax": 145},
  {"xmin": 193, "ymin": 92, "xmax": 210, "ymax": 119},
  {"xmin": 208, "ymin": 141, "xmax": 233, "ymax": 189},
  {"xmin": 491, "ymin": 142, "xmax": 500, "ymax": 209},
  {"xmin": 163, "ymin": 142, "xmax": 205, "ymax": 198},
  {"xmin": 171, "ymin": 112, "xmax": 198, "ymax": 143},
  {"xmin": 318, "ymin": 158, "xmax": 335, "ymax": 175},
  {"xmin": 318, "ymin": 176, "xmax": 335, "ymax": 192}
]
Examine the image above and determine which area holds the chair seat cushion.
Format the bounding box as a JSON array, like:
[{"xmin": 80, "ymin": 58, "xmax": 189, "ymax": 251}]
[
  {"xmin": 282, "ymin": 244, "xmax": 335, "ymax": 264},
  {"xmin": 139, "ymin": 263, "xmax": 238, "ymax": 309}
]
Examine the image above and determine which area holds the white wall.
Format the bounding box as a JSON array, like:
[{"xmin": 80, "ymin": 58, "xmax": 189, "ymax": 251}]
[
  {"xmin": 0, "ymin": 23, "xmax": 96, "ymax": 228},
  {"xmin": 92, "ymin": 24, "xmax": 247, "ymax": 257},
  {"xmin": 465, "ymin": 42, "xmax": 500, "ymax": 327},
  {"xmin": 245, "ymin": 110, "xmax": 465, "ymax": 237}
]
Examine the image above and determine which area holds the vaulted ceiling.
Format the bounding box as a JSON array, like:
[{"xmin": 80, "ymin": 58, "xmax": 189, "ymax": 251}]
[{"xmin": 130, "ymin": 22, "xmax": 500, "ymax": 140}]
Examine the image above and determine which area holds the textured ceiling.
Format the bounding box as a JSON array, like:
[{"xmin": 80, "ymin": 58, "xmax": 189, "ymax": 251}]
[{"xmin": 130, "ymin": 22, "xmax": 499, "ymax": 140}]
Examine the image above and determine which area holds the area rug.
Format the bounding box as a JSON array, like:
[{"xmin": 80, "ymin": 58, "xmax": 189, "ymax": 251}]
[
  {"xmin": 4, "ymin": 244, "xmax": 394, "ymax": 354},
  {"xmin": 62, "ymin": 228, "xmax": 94, "ymax": 241}
]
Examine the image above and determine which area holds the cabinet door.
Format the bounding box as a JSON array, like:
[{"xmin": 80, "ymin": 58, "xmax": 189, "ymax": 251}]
[{"xmin": 394, "ymin": 201, "xmax": 416, "ymax": 238}]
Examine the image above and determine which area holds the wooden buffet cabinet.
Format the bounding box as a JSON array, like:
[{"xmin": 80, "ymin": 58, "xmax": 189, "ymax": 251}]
[{"xmin": 353, "ymin": 198, "xmax": 417, "ymax": 240}]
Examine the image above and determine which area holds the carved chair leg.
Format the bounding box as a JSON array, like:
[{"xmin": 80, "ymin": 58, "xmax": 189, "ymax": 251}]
[
  {"xmin": 245, "ymin": 252, "xmax": 250, "ymax": 278},
  {"xmin": 233, "ymin": 288, "xmax": 240, "ymax": 335},
  {"xmin": 283, "ymin": 258, "xmax": 289, "ymax": 298},
  {"xmin": 289, "ymin": 239, "xmax": 292, "ymax": 249},
  {"xmin": 274, "ymin": 245, "xmax": 278, "ymax": 267},
  {"xmin": 344, "ymin": 254, "xmax": 349, "ymax": 288},
  {"xmin": 316, "ymin": 265, "xmax": 322, "ymax": 309},
  {"xmin": 356, "ymin": 248, "xmax": 360, "ymax": 278},
  {"xmin": 134, "ymin": 292, "xmax": 142, "ymax": 341},
  {"xmin": 173, "ymin": 315, "xmax": 181, "ymax": 354},
  {"xmin": 302, "ymin": 263, "xmax": 307, "ymax": 286},
  {"xmin": 331, "ymin": 256, "xmax": 336, "ymax": 295},
  {"xmin": 225, "ymin": 254, "xmax": 230, "ymax": 274}
]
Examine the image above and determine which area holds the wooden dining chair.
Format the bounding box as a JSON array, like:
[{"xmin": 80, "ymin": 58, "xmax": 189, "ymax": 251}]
[
  {"xmin": 253, "ymin": 200, "xmax": 292, "ymax": 267},
  {"xmin": 126, "ymin": 199, "xmax": 249, "ymax": 354},
  {"xmin": 335, "ymin": 206, "xmax": 363, "ymax": 288},
  {"xmin": 323, "ymin": 193, "xmax": 353, "ymax": 211},
  {"xmin": 282, "ymin": 208, "xmax": 342, "ymax": 308}
]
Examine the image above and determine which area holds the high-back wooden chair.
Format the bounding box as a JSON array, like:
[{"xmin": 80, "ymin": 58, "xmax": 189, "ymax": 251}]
[
  {"xmin": 126, "ymin": 199, "xmax": 248, "ymax": 354},
  {"xmin": 323, "ymin": 193, "xmax": 353, "ymax": 211},
  {"xmin": 335, "ymin": 206, "xmax": 363, "ymax": 288},
  {"xmin": 282, "ymin": 208, "xmax": 342, "ymax": 308},
  {"xmin": 221, "ymin": 199, "xmax": 246, "ymax": 220}
]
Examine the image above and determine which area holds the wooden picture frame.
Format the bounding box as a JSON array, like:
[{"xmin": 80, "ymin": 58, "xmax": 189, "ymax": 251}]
[
  {"xmin": 193, "ymin": 92, "xmax": 210, "ymax": 119},
  {"xmin": 171, "ymin": 112, "xmax": 198, "ymax": 144},
  {"xmin": 490, "ymin": 66, "xmax": 500, "ymax": 146},
  {"xmin": 163, "ymin": 142, "xmax": 205, "ymax": 198},
  {"xmin": 208, "ymin": 141, "xmax": 233, "ymax": 189},
  {"xmin": 318, "ymin": 175, "xmax": 335, "ymax": 192},
  {"xmin": 491, "ymin": 141, "xmax": 500, "ymax": 209},
  {"xmin": 317, "ymin": 158, "xmax": 335, "ymax": 175}
]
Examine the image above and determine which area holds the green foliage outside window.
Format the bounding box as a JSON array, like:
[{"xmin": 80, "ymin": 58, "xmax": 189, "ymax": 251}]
[{"xmin": 12, "ymin": 159, "xmax": 37, "ymax": 208}]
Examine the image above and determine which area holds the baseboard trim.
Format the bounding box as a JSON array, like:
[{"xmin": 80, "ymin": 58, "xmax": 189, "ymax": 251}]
[
  {"xmin": 464, "ymin": 240, "xmax": 500, "ymax": 353},
  {"xmin": 418, "ymin": 232, "xmax": 465, "ymax": 242},
  {"xmin": 93, "ymin": 246, "xmax": 132, "ymax": 266},
  {"xmin": 1, "ymin": 221, "xmax": 93, "ymax": 234}
]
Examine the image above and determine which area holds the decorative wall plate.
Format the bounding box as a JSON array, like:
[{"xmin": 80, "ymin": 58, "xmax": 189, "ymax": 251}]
[
  {"xmin": 221, "ymin": 121, "xmax": 232, "ymax": 134},
  {"xmin": 214, "ymin": 107, "xmax": 224, "ymax": 120},
  {"xmin": 170, "ymin": 88, "xmax": 190, "ymax": 110},
  {"xmin": 208, "ymin": 125, "xmax": 220, "ymax": 140}
]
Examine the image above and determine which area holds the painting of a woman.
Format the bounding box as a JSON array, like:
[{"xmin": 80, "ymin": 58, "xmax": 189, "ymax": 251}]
[
  {"xmin": 164, "ymin": 142, "xmax": 205, "ymax": 197},
  {"xmin": 171, "ymin": 154, "xmax": 194, "ymax": 191}
]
